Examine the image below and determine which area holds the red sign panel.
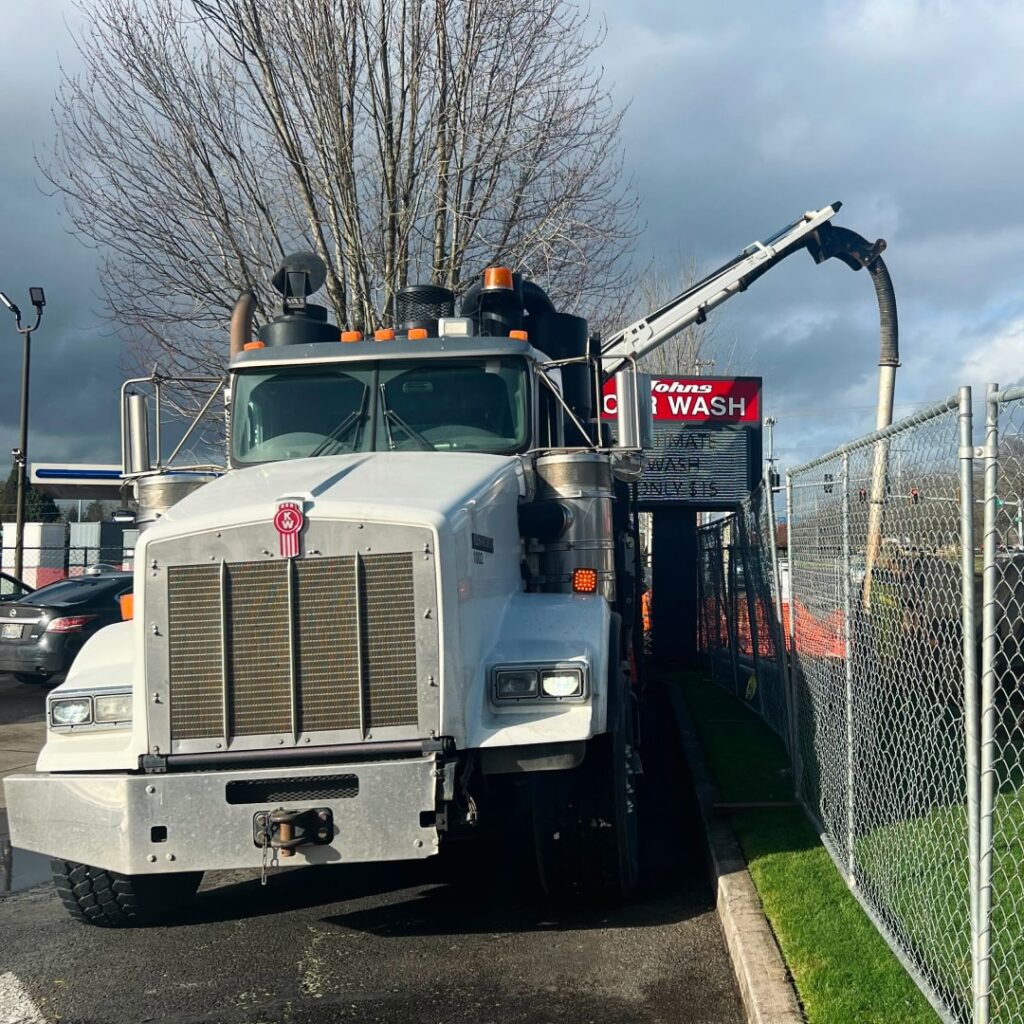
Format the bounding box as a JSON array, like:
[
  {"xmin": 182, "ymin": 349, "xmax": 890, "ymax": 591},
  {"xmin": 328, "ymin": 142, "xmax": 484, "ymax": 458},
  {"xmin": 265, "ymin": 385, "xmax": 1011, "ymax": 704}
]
[{"xmin": 602, "ymin": 376, "xmax": 761, "ymax": 423}]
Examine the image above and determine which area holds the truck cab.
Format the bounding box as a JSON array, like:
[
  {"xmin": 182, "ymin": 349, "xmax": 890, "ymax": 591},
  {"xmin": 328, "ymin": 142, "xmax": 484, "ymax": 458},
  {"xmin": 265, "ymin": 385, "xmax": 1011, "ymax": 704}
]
[{"xmin": 5, "ymin": 256, "xmax": 647, "ymax": 924}]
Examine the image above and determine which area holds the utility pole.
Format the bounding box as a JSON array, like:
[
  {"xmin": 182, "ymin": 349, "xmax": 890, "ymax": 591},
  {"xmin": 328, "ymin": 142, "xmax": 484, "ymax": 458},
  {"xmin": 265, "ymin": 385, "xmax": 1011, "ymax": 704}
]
[{"xmin": 0, "ymin": 287, "xmax": 46, "ymax": 580}]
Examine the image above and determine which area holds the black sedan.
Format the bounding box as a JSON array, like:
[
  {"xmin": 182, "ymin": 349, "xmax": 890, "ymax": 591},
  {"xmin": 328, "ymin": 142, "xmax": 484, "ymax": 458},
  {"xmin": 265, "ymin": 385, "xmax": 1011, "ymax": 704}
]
[
  {"xmin": 1, "ymin": 571, "xmax": 33, "ymax": 604},
  {"xmin": 0, "ymin": 569, "xmax": 132, "ymax": 684}
]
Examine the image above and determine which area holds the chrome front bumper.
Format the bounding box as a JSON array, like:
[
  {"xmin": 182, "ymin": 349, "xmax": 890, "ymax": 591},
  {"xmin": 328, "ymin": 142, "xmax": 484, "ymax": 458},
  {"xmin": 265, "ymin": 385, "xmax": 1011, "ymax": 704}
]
[{"xmin": 3, "ymin": 756, "xmax": 441, "ymax": 875}]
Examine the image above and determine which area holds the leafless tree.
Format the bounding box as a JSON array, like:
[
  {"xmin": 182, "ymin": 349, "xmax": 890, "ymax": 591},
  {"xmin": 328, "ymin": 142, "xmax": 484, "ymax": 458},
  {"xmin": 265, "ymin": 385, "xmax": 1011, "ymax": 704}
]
[
  {"xmin": 635, "ymin": 255, "xmax": 747, "ymax": 378},
  {"xmin": 46, "ymin": 0, "xmax": 640, "ymax": 377}
]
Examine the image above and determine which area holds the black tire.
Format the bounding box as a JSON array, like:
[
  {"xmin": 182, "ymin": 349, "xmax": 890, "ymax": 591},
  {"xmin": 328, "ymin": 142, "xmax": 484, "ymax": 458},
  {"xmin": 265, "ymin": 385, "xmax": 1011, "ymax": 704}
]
[
  {"xmin": 13, "ymin": 671, "xmax": 53, "ymax": 686},
  {"xmin": 532, "ymin": 627, "xmax": 640, "ymax": 903},
  {"xmin": 50, "ymin": 859, "xmax": 203, "ymax": 927}
]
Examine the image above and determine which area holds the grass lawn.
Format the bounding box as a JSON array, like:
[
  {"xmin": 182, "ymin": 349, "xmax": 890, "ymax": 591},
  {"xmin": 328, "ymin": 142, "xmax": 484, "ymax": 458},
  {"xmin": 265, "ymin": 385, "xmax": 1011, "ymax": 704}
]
[
  {"xmin": 855, "ymin": 789, "xmax": 1024, "ymax": 1024},
  {"xmin": 674, "ymin": 671, "xmax": 942, "ymax": 1024}
]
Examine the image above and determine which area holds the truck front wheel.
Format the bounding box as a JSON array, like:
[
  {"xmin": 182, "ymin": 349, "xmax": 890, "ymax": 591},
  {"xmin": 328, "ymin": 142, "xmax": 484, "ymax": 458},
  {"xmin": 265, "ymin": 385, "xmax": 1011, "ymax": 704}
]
[
  {"xmin": 531, "ymin": 633, "xmax": 640, "ymax": 903},
  {"xmin": 51, "ymin": 859, "xmax": 203, "ymax": 927}
]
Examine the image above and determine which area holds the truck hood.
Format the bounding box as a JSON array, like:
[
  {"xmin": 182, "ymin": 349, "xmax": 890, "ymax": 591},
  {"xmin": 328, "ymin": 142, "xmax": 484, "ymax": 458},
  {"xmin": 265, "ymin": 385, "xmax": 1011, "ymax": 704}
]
[{"xmin": 149, "ymin": 452, "xmax": 524, "ymax": 532}]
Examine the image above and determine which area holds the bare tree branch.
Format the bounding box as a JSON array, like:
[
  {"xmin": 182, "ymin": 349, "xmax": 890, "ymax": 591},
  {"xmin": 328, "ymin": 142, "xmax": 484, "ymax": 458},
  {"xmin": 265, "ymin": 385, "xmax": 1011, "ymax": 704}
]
[{"xmin": 47, "ymin": 0, "xmax": 640, "ymax": 373}]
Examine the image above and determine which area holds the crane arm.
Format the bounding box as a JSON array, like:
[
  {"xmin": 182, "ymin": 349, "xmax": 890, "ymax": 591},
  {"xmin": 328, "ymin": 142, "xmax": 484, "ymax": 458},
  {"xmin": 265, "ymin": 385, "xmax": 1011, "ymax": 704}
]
[{"xmin": 601, "ymin": 202, "xmax": 843, "ymax": 377}]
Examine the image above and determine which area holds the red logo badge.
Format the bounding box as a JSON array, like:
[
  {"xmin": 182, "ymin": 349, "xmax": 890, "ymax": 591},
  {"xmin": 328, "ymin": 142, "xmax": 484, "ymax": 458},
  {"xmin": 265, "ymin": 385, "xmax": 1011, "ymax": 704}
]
[{"xmin": 274, "ymin": 501, "xmax": 304, "ymax": 558}]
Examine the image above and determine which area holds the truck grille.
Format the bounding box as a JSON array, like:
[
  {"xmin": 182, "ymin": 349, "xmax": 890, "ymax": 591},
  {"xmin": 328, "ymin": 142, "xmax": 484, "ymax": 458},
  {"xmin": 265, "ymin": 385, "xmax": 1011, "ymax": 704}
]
[{"xmin": 166, "ymin": 553, "xmax": 420, "ymax": 742}]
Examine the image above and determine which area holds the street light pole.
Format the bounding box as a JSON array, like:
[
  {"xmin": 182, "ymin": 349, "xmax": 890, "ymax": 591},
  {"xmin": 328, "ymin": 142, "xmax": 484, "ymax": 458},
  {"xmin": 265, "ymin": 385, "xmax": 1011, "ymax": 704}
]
[{"xmin": 0, "ymin": 287, "xmax": 46, "ymax": 581}]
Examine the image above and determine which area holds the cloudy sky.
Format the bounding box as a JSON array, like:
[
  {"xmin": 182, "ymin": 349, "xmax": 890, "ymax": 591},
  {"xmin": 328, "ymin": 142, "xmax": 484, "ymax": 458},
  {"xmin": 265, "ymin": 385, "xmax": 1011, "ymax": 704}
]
[{"xmin": 1, "ymin": 0, "xmax": 1023, "ymax": 476}]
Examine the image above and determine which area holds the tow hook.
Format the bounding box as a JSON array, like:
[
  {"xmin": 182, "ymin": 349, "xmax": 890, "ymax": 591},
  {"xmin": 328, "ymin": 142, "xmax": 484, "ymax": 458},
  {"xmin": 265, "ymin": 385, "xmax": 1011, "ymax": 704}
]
[{"xmin": 253, "ymin": 807, "xmax": 334, "ymax": 884}]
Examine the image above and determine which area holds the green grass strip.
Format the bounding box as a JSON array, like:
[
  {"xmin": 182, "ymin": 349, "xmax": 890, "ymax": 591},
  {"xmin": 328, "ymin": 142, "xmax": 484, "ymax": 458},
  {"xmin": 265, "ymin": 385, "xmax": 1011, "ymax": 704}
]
[{"xmin": 673, "ymin": 671, "xmax": 940, "ymax": 1024}]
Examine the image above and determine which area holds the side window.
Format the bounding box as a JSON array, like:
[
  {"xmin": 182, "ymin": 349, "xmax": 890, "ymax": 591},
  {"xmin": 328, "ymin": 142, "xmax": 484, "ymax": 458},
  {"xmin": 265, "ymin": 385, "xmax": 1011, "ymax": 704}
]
[{"xmin": 539, "ymin": 387, "xmax": 560, "ymax": 447}]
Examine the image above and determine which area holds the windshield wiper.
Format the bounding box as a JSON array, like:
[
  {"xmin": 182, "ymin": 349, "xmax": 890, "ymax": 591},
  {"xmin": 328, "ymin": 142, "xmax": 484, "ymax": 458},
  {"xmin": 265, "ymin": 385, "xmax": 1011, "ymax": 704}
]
[
  {"xmin": 309, "ymin": 387, "xmax": 370, "ymax": 457},
  {"xmin": 379, "ymin": 385, "xmax": 433, "ymax": 451}
]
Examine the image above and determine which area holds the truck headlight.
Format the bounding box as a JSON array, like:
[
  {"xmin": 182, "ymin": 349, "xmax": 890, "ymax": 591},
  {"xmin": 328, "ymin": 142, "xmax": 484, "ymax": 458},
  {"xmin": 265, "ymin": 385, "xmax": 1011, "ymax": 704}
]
[
  {"xmin": 494, "ymin": 669, "xmax": 539, "ymax": 700},
  {"xmin": 94, "ymin": 692, "xmax": 133, "ymax": 724},
  {"xmin": 540, "ymin": 668, "xmax": 584, "ymax": 698},
  {"xmin": 50, "ymin": 697, "xmax": 93, "ymax": 727},
  {"xmin": 491, "ymin": 664, "xmax": 587, "ymax": 704}
]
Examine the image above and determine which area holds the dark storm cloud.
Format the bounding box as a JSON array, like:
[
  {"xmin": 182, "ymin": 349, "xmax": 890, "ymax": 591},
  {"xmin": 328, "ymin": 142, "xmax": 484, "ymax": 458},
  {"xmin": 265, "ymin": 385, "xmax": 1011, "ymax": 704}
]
[
  {"xmin": 2, "ymin": 0, "xmax": 1023, "ymax": 478},
  {"xmin": 0, "ymin": 2, "xmax": 124, "ymax": 469},
  {"xmin": 597, "ymin": 0, "xmax": 1024, "ymax": 468}
]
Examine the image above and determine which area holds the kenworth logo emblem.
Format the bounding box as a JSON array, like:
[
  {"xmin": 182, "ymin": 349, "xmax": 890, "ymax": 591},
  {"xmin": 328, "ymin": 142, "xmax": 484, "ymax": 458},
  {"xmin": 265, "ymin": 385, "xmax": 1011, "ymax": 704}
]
[{"xmin": 274, "ymin": 500, "xmax": 305, "ymax": 558}]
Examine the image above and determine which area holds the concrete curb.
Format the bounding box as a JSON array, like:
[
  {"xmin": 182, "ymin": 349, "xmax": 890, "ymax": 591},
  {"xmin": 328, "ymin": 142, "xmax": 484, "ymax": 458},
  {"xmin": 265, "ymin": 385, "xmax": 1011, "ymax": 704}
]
[{"xmin": 668, "ymin": 685, "xmax": 804, "ymax": 1024}]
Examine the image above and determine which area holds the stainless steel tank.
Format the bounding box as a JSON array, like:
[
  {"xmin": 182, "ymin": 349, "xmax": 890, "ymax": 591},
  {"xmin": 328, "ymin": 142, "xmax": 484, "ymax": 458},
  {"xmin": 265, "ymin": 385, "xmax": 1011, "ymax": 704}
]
[
  {"xmin": 532, "ymin": 452, "xmax": 615, "ymax": 600},
  {"xmin": 135, "ymin": 471, "xmax": 218, "ymax": 531}
]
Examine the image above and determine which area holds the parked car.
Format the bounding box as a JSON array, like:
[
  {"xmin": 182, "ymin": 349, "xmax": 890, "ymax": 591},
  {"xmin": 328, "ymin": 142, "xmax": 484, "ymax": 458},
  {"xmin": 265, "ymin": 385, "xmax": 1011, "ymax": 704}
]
[
  {"xmin": 0, "ymin": 567, "xmax": 132, "ymax": 685},
  {"xmin": 0, "ymin": 571, "xmax": 33, "ymax": 605}
]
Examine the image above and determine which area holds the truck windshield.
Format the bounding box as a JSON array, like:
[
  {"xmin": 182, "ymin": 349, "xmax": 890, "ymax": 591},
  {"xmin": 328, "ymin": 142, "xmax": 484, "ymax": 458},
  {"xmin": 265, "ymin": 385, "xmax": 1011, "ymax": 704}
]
[{"xmin": 232, "ymin": 356, "xmax": 530, "ymax": 463}]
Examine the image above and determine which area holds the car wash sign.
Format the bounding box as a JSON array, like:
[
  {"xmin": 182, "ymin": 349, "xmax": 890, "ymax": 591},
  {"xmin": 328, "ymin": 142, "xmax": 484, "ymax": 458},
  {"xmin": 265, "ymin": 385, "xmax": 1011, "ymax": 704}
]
[{"xmin": 602, "ymin": 376, "xmax": 763, "ymax": 509}]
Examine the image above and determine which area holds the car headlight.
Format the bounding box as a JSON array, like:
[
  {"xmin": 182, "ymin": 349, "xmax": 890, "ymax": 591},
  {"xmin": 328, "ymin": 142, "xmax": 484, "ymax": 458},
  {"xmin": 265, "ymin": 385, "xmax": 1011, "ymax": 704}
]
[
  {"xmin": 94, "ymin": 692, "xmax": 133, "ymax": 724},
  {"xmin": 50, "ymin": 697, "xmax": 93, "ymax": 727},
  {"xmin": 494, "ymin": 669, "xmax": 539, "ymax": 701},
  {"xmin": 540, "ymin": 668, "xmax": 584, "ymax": 698}
]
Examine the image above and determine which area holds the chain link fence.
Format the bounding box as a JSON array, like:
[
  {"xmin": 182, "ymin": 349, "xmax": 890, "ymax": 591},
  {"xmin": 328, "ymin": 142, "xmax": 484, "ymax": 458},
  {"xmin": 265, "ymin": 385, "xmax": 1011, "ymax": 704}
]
[
  {"xmin": 695, "ymin": 386, "xmax": 1024, "ymax": 1024},
  {"xmin": 1, "ymin": 545, "xmax": 135, "ymax": 591},
  {"xmin": 697, "ymin": 485, "xmax": 789, "ymax": 744},
  {"xmin": 788, "ymin": 393, "xmax": 975, "ymax": 1023}
]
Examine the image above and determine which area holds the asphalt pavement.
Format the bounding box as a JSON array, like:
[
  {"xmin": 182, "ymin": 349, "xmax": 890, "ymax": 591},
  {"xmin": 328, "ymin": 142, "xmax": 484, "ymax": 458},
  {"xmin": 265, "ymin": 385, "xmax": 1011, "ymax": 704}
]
[{"xmin": 0, "ymin": 674, "xmax": 744, "ymax": 1024}]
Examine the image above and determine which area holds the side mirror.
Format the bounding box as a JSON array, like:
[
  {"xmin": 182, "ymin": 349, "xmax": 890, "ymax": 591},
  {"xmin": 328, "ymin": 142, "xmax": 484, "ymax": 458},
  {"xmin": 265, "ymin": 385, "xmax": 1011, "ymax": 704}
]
[{"xmin": 613, "ymin": 365, "xmax": 653, "ymax": 450}]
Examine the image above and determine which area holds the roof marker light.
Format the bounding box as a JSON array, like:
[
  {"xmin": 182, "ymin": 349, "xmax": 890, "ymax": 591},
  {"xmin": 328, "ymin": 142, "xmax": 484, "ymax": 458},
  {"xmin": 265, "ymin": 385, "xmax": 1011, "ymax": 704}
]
[
  {"xmin": 341, "ymin": 330, "xmax": 362, "ymax": 342},
  {"xmin": 374, "ymin": 328, "xmax": 395, "ymax": 342},
  {"xmin": 407, "ymin": 328, "xmax": 428, "ymax": 340},
  {"xmin": 483, "ymin": 266, "xmax": 514, "ymax": 290},
  {"xmin": 509, "ymin": 329, "xmax": 528, "ymax": 341},
  {"xmin": 243, "ymin": 340, "xmax": 265, "ymax": 350}
]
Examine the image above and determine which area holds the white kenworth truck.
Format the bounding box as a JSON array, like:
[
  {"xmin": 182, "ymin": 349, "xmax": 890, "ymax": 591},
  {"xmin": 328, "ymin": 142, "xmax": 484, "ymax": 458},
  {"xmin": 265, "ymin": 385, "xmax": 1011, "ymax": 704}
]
[{"xmin": 5, "ymin": 204, "xmax": 852, "ymax": 926}]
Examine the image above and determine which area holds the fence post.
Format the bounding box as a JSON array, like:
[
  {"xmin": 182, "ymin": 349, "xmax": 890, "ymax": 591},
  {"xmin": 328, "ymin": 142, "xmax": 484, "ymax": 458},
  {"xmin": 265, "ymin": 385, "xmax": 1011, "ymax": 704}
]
[
  {"xmin": 724, "ymin": 530, "xmax": 741, "ymax": 695},
  {"xmin": 841, "ymin": 451, "xmax": 856, "ymax": 884},
  {"xmin": 977, "ymin": 383, "xmax": 999, "ymax": 1024},
  {"xmin": 956, "ymin": 386, "xmax": 981, "ymax": 1023},
  {"xmin": 765, "ymin": 474, "xmax": 787, "ymax": 668},
  {"xmin": 711, "ymin": 527, "xmax": 724, "ymax": 681},
  {"xmin": 694, "ymin": 531, "xmax": 704, "ymax": 658},
  {"xmin": 785, "ymin": 470, "xmax": 801, "ymax": 796},
  {"xmin": 739, "ymin": 503, "xmax": 762, "ymax": 706}
]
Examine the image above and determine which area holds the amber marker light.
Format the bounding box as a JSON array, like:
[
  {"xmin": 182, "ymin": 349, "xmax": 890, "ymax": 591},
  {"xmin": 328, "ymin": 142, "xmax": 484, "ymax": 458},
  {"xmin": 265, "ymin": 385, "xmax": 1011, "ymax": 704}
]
[
  {"xmin": 374, "ymin": 328, "xmax": 395, "ymax": 341},
  {"xmin": 407, "ymin": 327, "xmax": 428, "ymax": 340},
  {"xmin": 340, "ymin": 330, "xmax": 362, "ymax": 342},
  {"xmin": 243, "ymin": 340, "xmax": 265, "ymax": 350},
  {"xmin": 572, "ymin": 568, "xmax": 598, "ymax": 594},
  {"xmin": 483, "ymin": 266, "xmax": 514, "ymax": 290},
  {"xmin": 119, "ymin": 594, "xmax": 134, "ymax": 621},
  {"xmin": 509, "ymin": 329, "xmax": 528, "ymax": 341}
]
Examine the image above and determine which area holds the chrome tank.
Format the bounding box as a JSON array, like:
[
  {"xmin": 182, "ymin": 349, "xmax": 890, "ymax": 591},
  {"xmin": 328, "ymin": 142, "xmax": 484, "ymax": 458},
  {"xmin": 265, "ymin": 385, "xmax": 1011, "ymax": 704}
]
[
  {"xmin": 532, "ymin": 452, "xmax": 615, "ymax": 600},
  {"xmin": 135, "ymin": 471, "xmax": 219, "ymax": 531}
]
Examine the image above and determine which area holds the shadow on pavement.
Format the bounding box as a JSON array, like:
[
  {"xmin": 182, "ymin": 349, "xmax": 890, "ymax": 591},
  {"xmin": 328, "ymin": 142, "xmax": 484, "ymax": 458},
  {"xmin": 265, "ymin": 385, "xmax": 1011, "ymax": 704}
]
[{"xmin": 182, "ymin": 681, "xmax": 712, "ymax": 935}]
